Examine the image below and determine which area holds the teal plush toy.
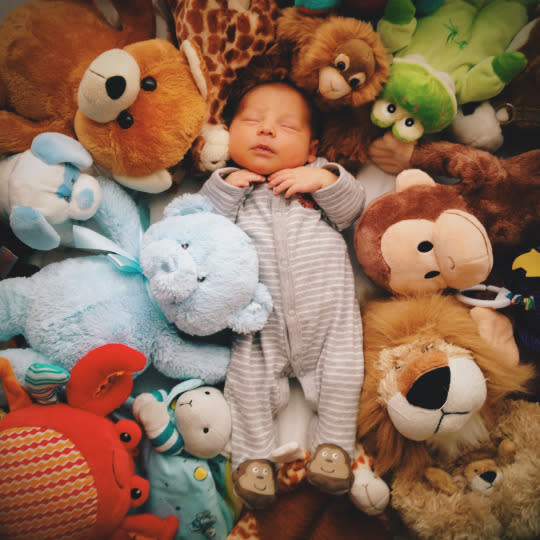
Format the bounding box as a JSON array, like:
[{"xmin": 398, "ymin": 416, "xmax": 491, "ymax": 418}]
[
  {"xmin": 371, "ymin": 0, "xmax": 531, "ymax": 141},
  {"xmin": 132, "ymin": 379, "xmax": 240, "ymax": 540},
  {"xmin": 0, "ymin": 183, "xmax": 273, "ymax": 389}
]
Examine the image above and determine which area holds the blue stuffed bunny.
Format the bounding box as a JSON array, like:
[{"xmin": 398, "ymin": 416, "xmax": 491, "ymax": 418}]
[
  {"xmin": 0, "ymin": 180, "xmax": 273, "ymax": 388},
  {"xmin": 0, "ymin": 132, "xmax": 102, "ymax": 250}
]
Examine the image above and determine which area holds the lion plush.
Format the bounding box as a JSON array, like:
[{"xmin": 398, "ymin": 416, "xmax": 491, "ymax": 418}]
[
  {"xmin": 275, "ymin": 7, "xmax": 390, "ymax": 171},
  {"xmin": 356, "ymin": 293, "xmax": 540, "ymax": 539},
  {"xmin": 0, "ymin": 0, "xmax": 210, "ymax": 193}
]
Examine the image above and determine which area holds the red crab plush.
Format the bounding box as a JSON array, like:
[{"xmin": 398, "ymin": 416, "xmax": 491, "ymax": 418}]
[{"xmin": 0, "ymin": 344, "xmax": 178, "ymax": 540}]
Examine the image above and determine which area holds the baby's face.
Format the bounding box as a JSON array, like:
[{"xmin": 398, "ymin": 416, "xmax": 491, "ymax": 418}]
[{"xmin": 228, "ymin": 83, "xmax": 318, "ymax": 176}]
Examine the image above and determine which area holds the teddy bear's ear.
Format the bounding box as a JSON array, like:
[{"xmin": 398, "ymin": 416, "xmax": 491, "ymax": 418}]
[
  {"xmin": 31, "ymin": 132, "xmax": 93, "ymax": 170},
  {"xmin": 180, "ymin": 40, "xmax": 208, "ymax": 100},
  {"xmin": 163, "ymin": 193, "xmax": 215, "ymax": 218},
  {"xmin": 395, "ymin": 168, "xmax": 436, "ymax": 191},
  {"xmin": 227, "ymin": 283, "xmax": 273, "ymax": 334}
]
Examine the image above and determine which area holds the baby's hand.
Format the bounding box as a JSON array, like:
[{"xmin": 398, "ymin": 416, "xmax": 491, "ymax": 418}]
[
  {"xmin": 224, "ymin": 169, "xmax": 266, "ymax": 188},
  {"xmin": 268, "ymin": 167, "xmax": 337, "ymax": 198}
]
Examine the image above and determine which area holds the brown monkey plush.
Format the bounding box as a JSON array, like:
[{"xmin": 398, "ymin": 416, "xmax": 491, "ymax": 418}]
[
  {"xmin": 275, "ymin": 7, "xmax": 390, "ymax": 171},
  {"xmin": 354, "ymin": 143, "xmax": 540, "ymax": 296}
]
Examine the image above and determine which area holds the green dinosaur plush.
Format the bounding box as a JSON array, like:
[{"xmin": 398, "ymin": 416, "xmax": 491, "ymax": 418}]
[{"xmin": 372, "ymin": 0, "xmax": 531, "ymax": 140}]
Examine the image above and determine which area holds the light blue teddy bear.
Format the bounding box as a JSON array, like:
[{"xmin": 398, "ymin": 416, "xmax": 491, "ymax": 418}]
[{"xmin": 0, "ymin": 181, "xmax": 273, "ymax": 389}]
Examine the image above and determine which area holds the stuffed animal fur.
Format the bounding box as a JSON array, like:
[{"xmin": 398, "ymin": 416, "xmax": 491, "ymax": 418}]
[
  {"xmin": 275, "ymin": 7, "xmax": 391, "ymax": 170},
  {"xmin": 356, "ymin": 293, "xmax": 540, "ymax": 539},
  {"xmin": 391, "ymin": 400, "xmax": 540, "ymax": 540},
  {"xmin": 372, "ymin": 0, "xmax": 530, "ymax": 142},
  {"xmin": 0, "ymin": 181, "xmax": 272, "ymax": 389},
  {"xmin": 167, "ymin": 0, "xmax": 281, "ymax": 172},
  {"xmin": 0, "ymin": 0, "xmax": 210, "ymax": 193},
  {"xmin": 354, "ymin": 144, "xmax": 540, "ymax": 295},
  {"xmin": 0, "ymin": 132, "xmax": 102, "ymax": 251}
]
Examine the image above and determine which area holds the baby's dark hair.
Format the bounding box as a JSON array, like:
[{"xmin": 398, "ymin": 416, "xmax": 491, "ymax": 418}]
[{"xmin": 223, "ymin": 53, "xmax": 322, "ymax": 140}]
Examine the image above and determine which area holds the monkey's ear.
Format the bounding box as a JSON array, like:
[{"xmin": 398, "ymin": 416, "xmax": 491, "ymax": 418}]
[{"xmin": 395, "ymin": 169, "xmax": 436, "ymax": 192}]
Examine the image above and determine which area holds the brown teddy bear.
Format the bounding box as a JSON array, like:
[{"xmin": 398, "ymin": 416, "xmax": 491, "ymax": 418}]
[
  {"xmin": 356, "ymin": 293, "xmax": 540, "ymax": 540},
  {"xmin": 275, "ymin": 7, "xmax": 391, "ymax": 171},
  {"xmin": 0, "ymin": 0, "xmax": 210, "ymax": 193},
  {"xmin": 354, "ymin": 145, "xmax": 540, "ymax": 295}
]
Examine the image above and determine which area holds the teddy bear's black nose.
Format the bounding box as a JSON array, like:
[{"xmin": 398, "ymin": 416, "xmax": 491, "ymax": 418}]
[
  {"xmin": 106, "ymin": 76, "xmax": 127, "ymax": 100},
  {"xmin": 406, "ymin": 366, "xmax": 450, "ymax": 409}
]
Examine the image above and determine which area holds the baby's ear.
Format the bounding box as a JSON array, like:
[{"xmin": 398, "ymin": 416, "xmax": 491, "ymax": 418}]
[{"xmin": 308, "ymin": 139, "xmax": 319, "ymax": 163}]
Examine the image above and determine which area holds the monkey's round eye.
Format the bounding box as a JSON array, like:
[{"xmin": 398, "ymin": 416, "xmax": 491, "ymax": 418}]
[
  {"xmin": 322, "ymin": 450, "xmax": 328, "ymax": 457},
  {"xmin": 393, "ymin": 115, "xmax": 424, "ymax": 142},
  {"xmin": 332, "ymin": 452, "xmax": 338, "ymax": 459},
  {"xmin": 371, "ymin": 99, "xmax": 406, "ymax": 128},
  {"xmin": 417, "ymin": 241, "xmax": 433, "ymax": 252},
  {"xmin": 141, "ymin": 76, "xmax": 157, "ymax": 91},
  {"xmin": 334, "ymin": 53, "xmax": 350, "ymax": 72},
  {"xmin": 348, "ymin": 73, "xmax": 366, "ymax": 89},
  {"xmin": 252, "ymin": 466, "xmax": 259, "ymax": 473},
  {"xmin": 262, "ymin": 468, "xmax": 268, "ymax": 475}
]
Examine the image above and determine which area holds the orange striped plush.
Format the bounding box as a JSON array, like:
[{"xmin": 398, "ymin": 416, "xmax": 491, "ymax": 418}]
[{"xmin": 0, "ymin": 426, "xmax": 98, "ymax": 540}]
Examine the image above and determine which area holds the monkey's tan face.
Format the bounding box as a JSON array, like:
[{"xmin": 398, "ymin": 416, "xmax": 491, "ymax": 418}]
[
  {"xmin": 237, "ymin": 460, "xmax": 275, "ymax": 495},
  {"xmin": 309, "ymin": 445, "xmax": 350, "ymax": 479}
]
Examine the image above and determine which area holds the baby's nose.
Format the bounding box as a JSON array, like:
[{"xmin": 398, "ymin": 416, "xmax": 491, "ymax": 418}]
[{"xmin": 257, "ymin": 124, "xmax": 275, "ymax": 136}]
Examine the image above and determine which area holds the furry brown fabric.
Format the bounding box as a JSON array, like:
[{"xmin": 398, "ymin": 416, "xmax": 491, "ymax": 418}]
[
  {"xmin": 357, "ymin": 294, "xmax": 535, "ymax": 479},
  {"xmin": 0, "ymin": 0, "xmax": 155, "ymax": 155},
  {"xmin": 391, "ymin": 399, "xmax": 540, "ymax": 540},
  {"xmin": 354, "ymin": 144, "xmax": 540, "ymax": 294},
  {"xmin": 228, "ymin": 484, "xmax": 390, "ymax": 540},
  {"xmin": 410, "ymin": 141, "xmax": 540, "ymax": 248},
  {"xmin": 275, "ymin": 8, "xmax": 390, "ymax": 170}
]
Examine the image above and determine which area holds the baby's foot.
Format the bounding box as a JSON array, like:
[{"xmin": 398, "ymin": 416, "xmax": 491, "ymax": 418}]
[
  {"xmin": 305, "ymin": 443, "xmax": 354, "ymax": 496},
  {"xmin": 232, "ymin": 459, "xmax": 276, "ymax": 509}
]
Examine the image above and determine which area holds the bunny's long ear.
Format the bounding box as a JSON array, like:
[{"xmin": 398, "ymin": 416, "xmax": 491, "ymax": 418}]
[{"xmin": 30, "ymin": 132, "xmax": 93, "ymax": 169}]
